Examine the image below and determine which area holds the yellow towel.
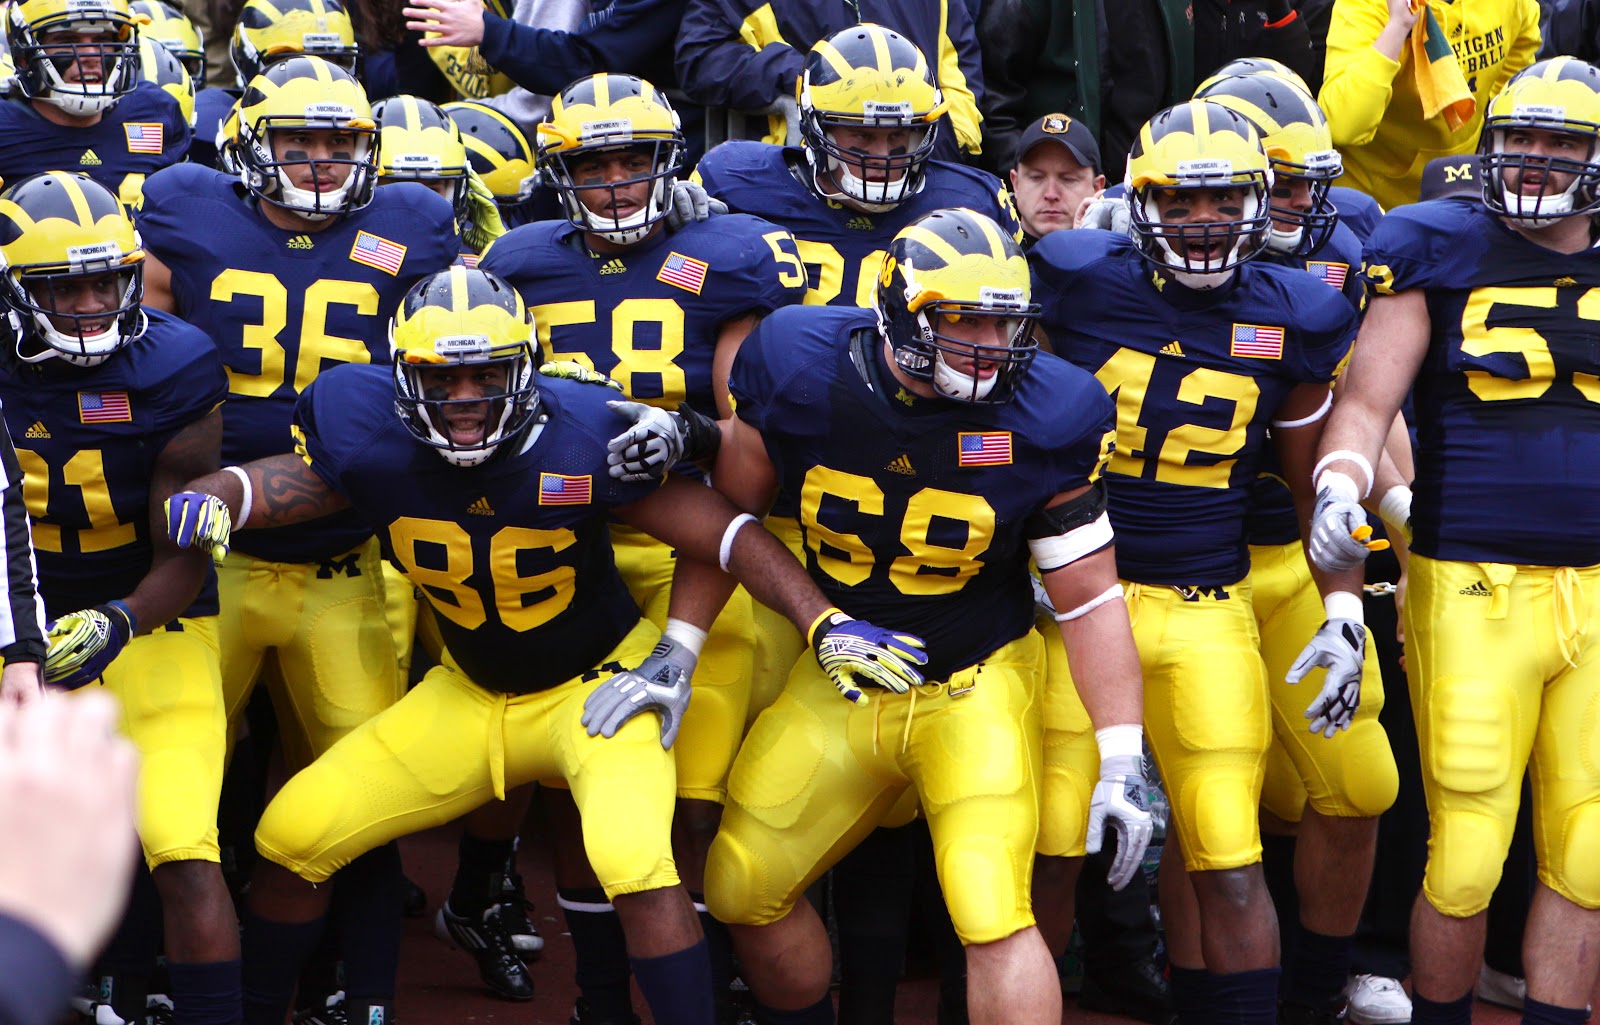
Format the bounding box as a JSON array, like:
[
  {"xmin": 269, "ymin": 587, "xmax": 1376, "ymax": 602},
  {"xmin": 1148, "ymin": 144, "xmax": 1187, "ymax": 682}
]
[{"xmin": 1410, "ymin": 0, "xmax": 1476, "ymax": 130}]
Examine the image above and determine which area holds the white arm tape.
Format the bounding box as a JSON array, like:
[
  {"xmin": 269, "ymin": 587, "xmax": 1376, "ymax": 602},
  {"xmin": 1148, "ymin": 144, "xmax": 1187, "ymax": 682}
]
[
  {"xmin": 1312, "ymin": 449, "xmax": 1374, "ymax": 498},
  {"xmin": 718, "ymin": 513, "xmax": 758, "ymax": 572},
  {"xmin": 1094, "ymin": 723, "xmax": 1144, "ymax": 762},
  {"xmin": 663, "ymin": 617, "xmax": 708, "ymax": 658},
  {"xmin": 1323, "ymin": 590, "xmax": 1364, "ymax": 623},
  {"xmin": 1054, "ymin": 583, "xmax": 1125, "ymax": 622},
  {"xmin": 1378, "ymin": 485, "xmax": 1412, "ymax": 534},
  {"xmin": 1272, "ymin": 390, "xmax": 1332, "ymax": 430},
  {"xmin": 1028, "ymin": 511, "xmax": 1114, "ymax": 572},
  {"xmin": 222, "ymin": 465, "xmax": 252, "ymax": 525}
]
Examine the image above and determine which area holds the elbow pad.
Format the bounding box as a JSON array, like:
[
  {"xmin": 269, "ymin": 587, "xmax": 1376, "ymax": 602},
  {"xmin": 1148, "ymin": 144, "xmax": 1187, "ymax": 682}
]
[{"xmin": 1025, "ymin": 480, "xmax": 1114, "ymax": 572}]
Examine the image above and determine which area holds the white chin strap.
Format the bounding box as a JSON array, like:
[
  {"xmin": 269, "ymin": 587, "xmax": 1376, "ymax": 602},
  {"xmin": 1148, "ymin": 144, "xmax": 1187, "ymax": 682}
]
[
  {"xmin": 1502, "ymin": 184, "xmax": 1578, "ymax": 227},
  {"xmin": 1168, "ymin": 267, "xmax": 1236, "ymax": 290},
  {"xmin": 1268, "ymin": 223, "xmax": 1305, "ymax": 254},
  {"xmin": 826, "ymin": 159, "xmax": 914, "ymax": 211},
  {"xmin": 17, "ymin": 313, "xmax": 132, "ymax": 368},
  {"xmin": 583, "ymin": 205, "xmax": 655, "ymax": 245},
  {"xmin": 271, "ymin": 171, "xmax": 358, "ymax": 221},
  {"xmin": 932, "ymin": 356, "xmax": 998, "ymax": 401},
  {"xmin": 1146, "ymin": 190, "xmax": 1259, "ymax": 285},
  {"xmin": 38, "ymin": 82, "xmax": 123, "ymax": 117}
]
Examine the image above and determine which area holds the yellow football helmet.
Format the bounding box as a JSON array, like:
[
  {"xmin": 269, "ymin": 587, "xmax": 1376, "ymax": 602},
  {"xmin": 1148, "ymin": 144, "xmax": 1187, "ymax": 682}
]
[
  {"xmin": 374, "ymin": 95, "xmax": 471, "ymax": 225},
  {"xmin": 8, "ymin": 0, "xmax": 141, "ymax": 116},
  {"xmin": 0, "ymin": 172, "xmax": 146, "ymax": 367},
  {"xmin": 875, "ymin": 208, "xmax": 1038, "ymax": 404},
  {"xmin": 444, "ymin": 100, "xmax": 537, "ymax": 207},
  {"xmin": 536, "ymin": 73, "xmax": 684, "ymax": 244},
  {"xmin": 235, "ymin": 55, "xmax": 376, "ymax": 220},
  {"xmin": 1479, "ymin": 56, "xmax": 1600, "ymax": 222},
  {"xmin": 130, "ymin": 0, "xmax": 202, "ymax": 79},
  {"xmin": 230, "ymin": 0, "xmax": 358, "ymax": 89},
  {"xmin": 390, "ymin": 266, "xmax": 538, "ymax": 467},
  {"xmin": 1195, "ymin": 56, "xmax": 1312, "ymax": 98},
  {"xmin": 1194, "ymin": 73, "xmax": 1341, "ymax": 255},
  {"xmin": 799, "ymin": 23, "xmax": 947, "ymax": 211},
  {"xmin": 1125, "ymin": 100, "xmax": 1274, "ymax": 283},
  {"xmin": 139, "ymin": 32, "xmax": 195, "ymax": 127}
]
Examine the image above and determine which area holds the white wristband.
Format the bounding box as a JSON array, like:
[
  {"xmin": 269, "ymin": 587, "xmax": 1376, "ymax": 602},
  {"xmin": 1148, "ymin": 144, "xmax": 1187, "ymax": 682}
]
[
  {"xmin": 1378, "ymin": 485, "xmax": 1412, "ymax": 534},
  {"xmin": 1054, "ymin": 583, "xmax": 1125, "ymax": 622},
  {"xmin": 222, "ymin": 465, "xmax": 252, "ymax": 525},
  {"xmin": 663, "ymin": 617, "xmax": 708, "ymax": 658},
  {"xmin": 1313, "ymin": 450, "xmax": 1374, "ymax": 498},
  {"xmin": 1314, "ymin": 469, "xmax": 1361, "ymax": 504},
  {"xmin": 1323, "ymin": 590, "xmax": 1364, "ymax": 623},
  {"xmin": 718, "ymin": 513, "xmax": 758, "ymax": 572},
  {"xmin": 1094, "ymin": 723, "xmax": 1144, "ymax": 762}
]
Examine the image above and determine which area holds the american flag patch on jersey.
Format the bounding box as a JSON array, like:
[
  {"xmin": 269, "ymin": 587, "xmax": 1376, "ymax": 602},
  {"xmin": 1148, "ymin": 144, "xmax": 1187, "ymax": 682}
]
[
  {"xmin": 538, "ymin": 472, "xmax": 592, "ymax": 506},
  {"xmin": 657, "ymin": 252, "xmax": 709, "ymax": 294},
  {"xmin": 349, "ymin": 231, "xmax": 407, "ymax": 275},
  {"xmin": 957, "ymin": 431, "xmax": 1012, "ymax": 467},
  {"xmin": 79, "ymin": 390, "xmax": 132, "ymax": 423},
  {"xmin": 1230, "ymin": 323, "xmax": 1285, "ymax": 360},
  {"xmin": 1305, "ymin": 261, "xmax": 1349, "ymax": 291},
  {"xmin": 124, "ymin": 122, "xmax": 163, "ymax": 153}
]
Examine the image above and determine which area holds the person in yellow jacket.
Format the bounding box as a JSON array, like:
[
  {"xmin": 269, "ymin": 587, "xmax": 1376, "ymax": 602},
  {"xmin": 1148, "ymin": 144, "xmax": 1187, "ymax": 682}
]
[{"xmin": 1318, "ymin": 0, "xmax": 1539, "ymax": 209}]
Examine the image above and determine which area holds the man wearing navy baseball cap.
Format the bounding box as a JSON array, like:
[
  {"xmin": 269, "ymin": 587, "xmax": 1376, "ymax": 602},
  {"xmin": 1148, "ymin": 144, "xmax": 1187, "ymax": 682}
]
[{"xmin": 1009, "ymin": 112, "xmax": 1106, "ymax": 242}]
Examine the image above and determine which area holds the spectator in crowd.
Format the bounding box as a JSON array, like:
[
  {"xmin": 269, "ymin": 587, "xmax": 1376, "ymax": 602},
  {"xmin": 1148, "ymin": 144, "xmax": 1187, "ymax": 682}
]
[
  {"xmin": 0, "ymin": 692, "xmax": 140, "ymax": 1025},
  {"xmin": 1318, "ymin": 0, "xmax": 1539, "ymax": 209},
  {"xmin": 1193, "ymin": 0, "xmax": 1320, "ymax": 96},
  {"xmin": 1008, "ymin": 113, "xmax": 1105, "ymax": 243},
  {"xmin": 1542, "ymin": 0, "xmax": 1600, "ymax": 60},
  {"xmin": 672, "ymin": 0, "xmax": 985, "ymax": 161}
]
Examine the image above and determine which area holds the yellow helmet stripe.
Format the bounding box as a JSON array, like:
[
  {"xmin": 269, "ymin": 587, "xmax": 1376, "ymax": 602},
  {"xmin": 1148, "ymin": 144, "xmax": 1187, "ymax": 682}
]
[
  {"xmin": 867, "ymin": 24, "xmax": 892, "ymax": 75},
  {"xmin": 58, "ymin": 174, "xmax": 96, "ymax": 226},
  {"xmin": 900, "ymin": 223, "xmax": 964, "ymax": 266},
  {"xmin": 813, "ymin": 39, "xmax": 855, "ymax": 81},
  {"xmin": 971, "ymin": 210, "xmax": 1011, "ymax": 262}
]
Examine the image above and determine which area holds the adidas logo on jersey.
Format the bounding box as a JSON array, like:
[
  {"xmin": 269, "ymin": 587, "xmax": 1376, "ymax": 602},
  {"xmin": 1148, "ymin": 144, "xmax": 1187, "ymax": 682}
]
[
  {"xmin": 1160, "ymin": 341, "xmax": 1185, "ymax": 357},
  {"xmin": 846, "ymin": 216, "xmax": 874, "ymax": 231},
  {"xmin": 1458, "ymin": 581, "xmax": 1491, "ymax": 597},
  {"xmin": 287, "ymin": 235, "xmax": 314, "ymax": 250},
  {"xmin": 598, "ymin": 259, "xmax": 626, "ymax": 275},
  {"xmin": 467, "ymin": 497, "xmax": 495, "ymax": 516},
  {"xmin": 23, "ymin": 422, "xmax": 49, "ymax": 439},
  {"xmin": 79, "ymin": 149, "xmax": 102, "ymax": 166},
  {"xmin": 885, "ymin": 454, "xmax": 915, "ymax": 476}
]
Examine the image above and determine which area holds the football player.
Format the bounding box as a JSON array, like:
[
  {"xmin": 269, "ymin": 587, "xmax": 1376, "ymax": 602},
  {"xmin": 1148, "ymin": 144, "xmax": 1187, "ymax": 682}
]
[
  {"xmin": 372, "ymin": 93, "xmax": 506, "ymax": 257},
  {"xmin": 479, "ymin": 72, "xmax": 805, "ymax": 1025},
  {"xmin": 134, "ymin": 55, "xmax": 459, "ymax": 1025},
  {"xmin": 1029, "ymin": 101, "xmax": 1365, "ymax": 1025},
  {"xmin": 1194, "ymin": 71, "xmax": 1402, "ymax": 1025},
  {"xmin": 130, "ymin": 0, "xmax": 204, "ymax": 80},
  {"xmin": 189, "ymin": 0, "xmax": 359, "ymax": 170},
  {"xmin": 0, "ymin": 172, "xmax": 234, "ymax": 1025},
  {"xmin": 622, "ymin": 208, "xmax": 1151, "ymax": 1025},
  {"xmin": 1310, "ymin": 56, "xmax": 1600, "ymax": 1025},
  {"xmin": 443, "ymin": 100, "xmax": 541, "ymax": 230},
  {"xmin": 161, "ymin": 265, "xmax": 926, "ymax": 1025},
  {"xmin": 0, "ymin": 0, "xmax": 190, "ymax": 205}
]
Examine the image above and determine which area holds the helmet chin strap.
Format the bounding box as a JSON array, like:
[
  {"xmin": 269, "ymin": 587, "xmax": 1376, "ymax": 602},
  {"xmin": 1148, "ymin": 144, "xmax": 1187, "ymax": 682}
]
[
  {"xmin": 1502, "ymin": 184, "xmax": 1579, "ymax": 228},
  {"xmin": 1268, "ymin": 223, "xmax": 1305, "ymax": 254},
  {"xmin": 1168, "ymin": 267, "xmax": 1236, "ymax": 290},
  {"xmin": 931, "ymin": 355, "xmax": 997, "ymax": 401}
]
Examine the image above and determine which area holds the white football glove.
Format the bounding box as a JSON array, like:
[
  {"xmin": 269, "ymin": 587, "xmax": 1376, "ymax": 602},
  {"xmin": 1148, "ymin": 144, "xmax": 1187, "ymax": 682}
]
[
  {"xmin": 1309, "ymin": 477, "xmax": 1378, "ymax": 574},
  {"xmin": 581, "ymin": 635, "xmax": 697, "ymax": 749},
  {"xmin": 604, "ymin": 401, "xmax": 722, "ymax": 481},
  {"xmin": 1085, "ymin": 753, "xmax": 1155, "ymax": 891},
  {"xmin": 1286, "ymin": 618, "xmax": 1365, "ymax": 737}
]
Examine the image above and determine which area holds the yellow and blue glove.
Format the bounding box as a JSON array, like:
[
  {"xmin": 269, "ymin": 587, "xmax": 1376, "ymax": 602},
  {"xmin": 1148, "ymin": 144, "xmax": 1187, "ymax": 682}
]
[
  {"xmin": 44, "ymin": 600, "xmax": 136, "ymax": 690},
  {"xmin": 165, "ymin": 491, "xmax": 232, "ymax": 564},
  {"xmin": 808, "ymin": 608, "xmax": 928, "ymax": 704},
  {"xmin": 462, "ymin": 168, "xmax": 508, "ymax": 253}
]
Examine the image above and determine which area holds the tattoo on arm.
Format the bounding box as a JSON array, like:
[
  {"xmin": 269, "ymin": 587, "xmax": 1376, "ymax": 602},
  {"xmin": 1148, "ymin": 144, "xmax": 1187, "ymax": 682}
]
[{"xmin": 247, "ymin": 454, "xmax": 349, "ymax": 528}]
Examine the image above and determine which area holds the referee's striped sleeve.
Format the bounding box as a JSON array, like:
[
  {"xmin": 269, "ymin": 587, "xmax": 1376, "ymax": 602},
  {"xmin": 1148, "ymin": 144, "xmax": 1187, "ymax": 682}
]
[{"xmin": 0, "ymin": 412, "xmax": 46, "ymax": 663}]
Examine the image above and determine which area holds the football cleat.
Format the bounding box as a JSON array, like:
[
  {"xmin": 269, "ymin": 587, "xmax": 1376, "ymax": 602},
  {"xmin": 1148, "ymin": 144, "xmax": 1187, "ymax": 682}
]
[
  {"xmin": 434, "ymin": 901, "xmax": 535, "ymax": 1001},
  {"xmin": 498, "ymin": 865, "xmax": 544, "ymax": 956},
  {"xmin": 291, "ymin": 990, "xmax": 346, "ymax": 1025}
]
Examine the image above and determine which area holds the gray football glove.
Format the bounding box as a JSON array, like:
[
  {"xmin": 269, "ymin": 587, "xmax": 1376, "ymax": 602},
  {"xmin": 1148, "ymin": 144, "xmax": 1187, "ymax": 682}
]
[
  {"xmin": 1031, "ymin": 573, "xmax": 1057, "ymax": 619},
  {"xmin": 1286, "ymin": 618, "xmax": 1365, "ymax": 737},
  {"xmin": 604, "ymin": 400, "xmax": 721, "ymax": 481},
  {"xmin": 666, "ymin": 180, "xmax": 728, "ymax": 231},
  {"xmin": 1086, "ymin": 754, "xmax": 1154, "ymax": 891},
  {"xmin": 1077, "ymin": 195, "xmax": 1131, "ymax": 235},
  {"xmin": 581, "ymin": 635, "xmax": 697, "ymax": 749},
  {"xmin": 1308, "ymin": 484, "xmax": 1373, "ymax": 573}
]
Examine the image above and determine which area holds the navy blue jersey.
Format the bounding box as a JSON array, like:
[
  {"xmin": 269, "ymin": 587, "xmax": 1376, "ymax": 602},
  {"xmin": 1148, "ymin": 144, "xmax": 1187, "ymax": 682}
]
[
  {"xmin": 1247, "ymin": 220, "xmax": 1367, "ymax": 545},
  {"xmin": 1329, "ymin": 185, "xmax": 1383, "ymax": 243},
  {"xmin": 0, "ymin": 84, "xmax": 189, "ymax": 203},
  {"xmin": 137, "ymin": 163, "xmax": 460, "ymax": 562},
  {"xmin": 694, "ymin": 141, "xmax": 1021, "ymax": 309},
  {"xmin": 295, "ymin": 366, "xmax": 659, "ymax": 692},
  {"xmin": 1031, "ymin": 232, "xmax": 1356, "ymax": 586},
  {"xmin": 189, "ymin": 86, "xmax": 239, "ymax": 170},
  {"xmin": 730, "ymin": 304, "xmax": 1115, "ymax": 681},
  {"xmin": 481, "ymin": 216, "xmax": 804, "ymax": 416},
  {"xmin": 0, "ymin": 310, "xmax": 226, "ymax": 618},
  {"xmin": 1363, "ymin": 199, "xmax": 1600, "ymax": 566}
]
